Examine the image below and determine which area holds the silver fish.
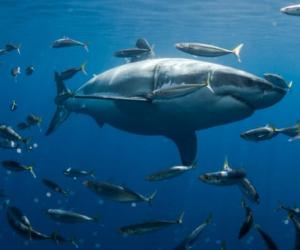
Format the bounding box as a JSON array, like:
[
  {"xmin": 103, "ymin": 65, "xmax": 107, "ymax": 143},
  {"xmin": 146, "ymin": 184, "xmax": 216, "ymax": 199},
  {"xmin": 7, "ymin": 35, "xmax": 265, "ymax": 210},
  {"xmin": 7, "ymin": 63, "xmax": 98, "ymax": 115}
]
[
  {"xmin": 175, "ymin": 43, "xmax": 244, "ymax": 62},
  {"xmin": 84, "ymin": 180, "xmax": 156, "ymax": 204},
  {"xmin": 0, "ymin": 125, "xmax": 28, "ymax": 143},
  {"xmin": 59, "ymin": 62, "xmax": 87, "ymax": 81},
  {"xmin": 11, "ymin": 66, "xmax": 21, "ymax": 77},
  {"xmin": 1, "ymin": 160, "xmax": 36, "ymax": 178},
  {"xmin": 281, "ymin": 4, "xmax": 300, "ymax": 16},
  {"xmin": 255, "ymin": 225, "xmax": 278, "ymax": 250},
  {"xmin": 42, "ymin": 178, "xmax": 68, "ymax": 196},
  {"xmin": 5, "ymin": 43, "xmax": 21, "ymax": 54},
  {"xmin": 45, "ymin": 208, "xmax": 99, "ymax": 224},
  {"xmin": 146, "ymin": 162, "xmax": 197, "ymax": 181},
  {"xmin": 26, "ymin": 65, "xmax": 34, "ymax": 75},
  {"xmin": 238, "ymin": 200, "xmax": 254, "ymax": 239},
  {"xmin": 278, "ymin": 123, "xmax": 300, "ymax": 142},
  {"xmin": 0, "ymin": 139, "xmax": 19, "ymax": 150},
  {"xmin": 114, "ymin": 48, "xmax": 150, "ymax": 58},
  {"xmin": 173, "ymin": 213, "xmax": 212, "ymax": 250},
  {"xmin": 199, "ymin": 158, "xmax": 246, "ymax": 186},
  {"xmin": 238, "ymin": 178, "xmax": 260, "ymax": 204},
  {"xmin": 52, "ymin": 36, "xmax": 88, "ymax": 52},
  {"xmin": 63, "ymin": 167, "xmax": 95, "ymax": 178},
  {"xmin": 119, "ymin": 212, "xmax": 184, "ymax": 235},
  {"xmin": 240, "ymin": 124, "xmax": 279, "ymax": 142}
]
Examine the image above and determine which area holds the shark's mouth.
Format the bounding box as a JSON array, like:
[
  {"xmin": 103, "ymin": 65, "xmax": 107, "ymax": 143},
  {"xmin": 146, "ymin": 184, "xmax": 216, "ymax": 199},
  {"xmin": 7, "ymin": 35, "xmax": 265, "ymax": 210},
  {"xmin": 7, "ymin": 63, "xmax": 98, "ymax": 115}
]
[{"xmin": 222, "ymin": 94, "xmax": 256, "ymax": 112}]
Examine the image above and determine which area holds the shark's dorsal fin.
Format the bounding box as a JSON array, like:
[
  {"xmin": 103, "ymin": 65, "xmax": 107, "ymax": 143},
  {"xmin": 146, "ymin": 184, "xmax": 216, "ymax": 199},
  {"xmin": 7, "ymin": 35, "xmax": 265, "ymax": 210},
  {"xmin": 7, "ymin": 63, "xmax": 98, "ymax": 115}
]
[
  {"xmin": 168, "ymin": 131, "xmax": 197, "ymax": 165},
  {"xmin": 223, "ymin": 156, "xmax": 232, "ymax": 171}
]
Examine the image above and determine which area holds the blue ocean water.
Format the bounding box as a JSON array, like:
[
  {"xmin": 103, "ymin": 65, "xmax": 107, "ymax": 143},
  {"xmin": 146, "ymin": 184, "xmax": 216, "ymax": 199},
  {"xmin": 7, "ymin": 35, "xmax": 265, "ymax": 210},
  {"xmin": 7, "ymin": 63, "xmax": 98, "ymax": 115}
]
[{"xmin": 0, "ymin": 0, "xmax": 299, "ymax": 249}]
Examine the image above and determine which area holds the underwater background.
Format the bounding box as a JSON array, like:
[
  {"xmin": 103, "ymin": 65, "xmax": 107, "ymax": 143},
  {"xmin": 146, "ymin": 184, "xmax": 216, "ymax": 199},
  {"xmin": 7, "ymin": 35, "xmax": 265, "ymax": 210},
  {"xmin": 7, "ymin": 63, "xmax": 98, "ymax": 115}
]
[{"xmin": 0, "ymin": 0, "xmax": 299, "ymax": 249}]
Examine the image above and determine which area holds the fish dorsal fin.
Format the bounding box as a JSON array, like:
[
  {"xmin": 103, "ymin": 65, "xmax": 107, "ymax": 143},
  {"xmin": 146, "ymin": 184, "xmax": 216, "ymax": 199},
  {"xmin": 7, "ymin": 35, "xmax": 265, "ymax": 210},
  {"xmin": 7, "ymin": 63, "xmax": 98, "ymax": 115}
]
[
  {"xmin": 266, "ymin": 123, "xmax": 277, "ymax": 132},
  {"xmin": 223, "ymin": 156, "xmax": 232, "ymax": 171}
]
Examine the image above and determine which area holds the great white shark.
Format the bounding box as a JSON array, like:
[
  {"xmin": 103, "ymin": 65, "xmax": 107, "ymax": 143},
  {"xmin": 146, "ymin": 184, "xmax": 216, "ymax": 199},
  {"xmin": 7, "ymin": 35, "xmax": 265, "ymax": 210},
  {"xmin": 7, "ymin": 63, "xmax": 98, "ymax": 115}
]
[{"xmin": 46, "ymin": 58, "xmax": 287, "ymax": 165}]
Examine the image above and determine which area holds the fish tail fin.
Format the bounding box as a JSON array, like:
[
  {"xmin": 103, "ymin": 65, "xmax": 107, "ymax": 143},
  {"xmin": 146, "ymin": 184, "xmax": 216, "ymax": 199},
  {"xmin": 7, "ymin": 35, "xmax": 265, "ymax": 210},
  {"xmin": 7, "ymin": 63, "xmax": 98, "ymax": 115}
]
[
  {"xmin": 232, "ymin": 43, "xmax": 244, "ymax": 63},
  {"xmin": 147, "ymin": 190, "xmax": 157, "ymax": 205},
  {"xmin": 70, "ymin": 236, "xmax": 79, "ymax": 248},
  {"xmin": 22, "ymin": 137, "xmax": 31, "ymax": 144},
  {"xmin": 205, "ymin": 213, "xmax": 213, "ymax": 224},
  {"xmin": 45, "ymin": 72, "xmax": 72, "ymax": 136},
  {"xmin": 177, "ymin": 211, "xmax": 185, "ymax": 224},
  {"xmin": 92, "ymin": 214, "xmax": 101, "ymax": 223},
  {"xmin": 25, "ymin": 165, "xmax": 36, "ymax": 179},
  {"xmin": 50, "ymin": 231, "xmax": 59, "ymax": 244},
  {"xmin": 190, "ymin": 161, "xmax": 197, "ymax": 169},
  {"xmin": 84, "ymin": 43, "xmax": 89, "ymax": 52},
  {"xmin": 16, "ymin": 44, "xmax": 21, "ymax": 54},
  {"xmin": 80, "ymin": 62, "xmax": 88, "ymax": 75},
  {"xmin": 90, "ymin": 170, "xmax": 96, "ymax": 178}
]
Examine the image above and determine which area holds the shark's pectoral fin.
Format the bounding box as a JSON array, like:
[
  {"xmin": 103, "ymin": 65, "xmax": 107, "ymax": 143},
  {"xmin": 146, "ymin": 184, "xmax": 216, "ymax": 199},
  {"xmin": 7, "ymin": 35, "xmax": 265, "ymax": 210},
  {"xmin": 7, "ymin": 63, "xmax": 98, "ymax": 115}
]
[
  {"xmin": 46, "ymin": 106, "xmax": 70, "ymax": 136},
  {"xmin": 168, "ymin": 131, "xmax": 197, "ymax": 165}
]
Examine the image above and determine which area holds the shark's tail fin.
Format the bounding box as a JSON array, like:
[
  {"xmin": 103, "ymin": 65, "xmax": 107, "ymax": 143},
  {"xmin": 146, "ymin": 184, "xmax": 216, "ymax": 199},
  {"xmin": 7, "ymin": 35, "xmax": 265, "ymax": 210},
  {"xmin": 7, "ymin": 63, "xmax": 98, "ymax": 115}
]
[{"xmin": 45, "ymin": 72, "xmax": 72, "ymax": 136}]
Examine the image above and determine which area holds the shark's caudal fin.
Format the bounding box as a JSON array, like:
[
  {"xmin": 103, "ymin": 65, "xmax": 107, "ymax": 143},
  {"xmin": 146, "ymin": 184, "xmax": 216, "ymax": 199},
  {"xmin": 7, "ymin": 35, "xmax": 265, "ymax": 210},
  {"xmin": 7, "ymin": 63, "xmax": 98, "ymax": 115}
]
[
  {"xmin": 45, "ymin": 72, "xmax": 72, "ymax": 136},
  {"xmin": 168, "ymin": 131, "xmax": 197, "ymax": 166}
]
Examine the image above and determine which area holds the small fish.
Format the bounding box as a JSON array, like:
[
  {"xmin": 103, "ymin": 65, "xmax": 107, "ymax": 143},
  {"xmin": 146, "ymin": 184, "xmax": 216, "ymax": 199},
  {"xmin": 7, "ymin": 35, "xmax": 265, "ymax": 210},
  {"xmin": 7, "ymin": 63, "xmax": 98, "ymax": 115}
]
[
  {"xmin": 26, "ymin": 114, "xmax": 42, "ymax": 126},
  {"xmin": 0, "ymin": 139, "xmax": 19, "ymax": 150},
  {"xmin": 10, "ymin": 100, "xmax": 17, "ymax": 111},
  {"xmin": 1, "ymin": 160, "xmax": 36, "ymax": 178},
  {"xmin": 6, "ymin": 204, "xmax": 33, "ymax": 239},
  {"xmin": 238, "ymin": 200, "xmax": 254, "ymax": 239},
  {"xmin": 240, "ymin": 124, "xmax": 279, "ymax": 142},
  {"xmin": 51, "ymin": 232, "xmax": 79, "ymax": 248},
  {"xmin": 7, "ymin": 208, "xmax": 57, "ymax": 242},
  {"xmin": 84, "ymin": 180, "xmax": 156, "ymax": 205},
  {"xmin": 52, "ymin": 37, "xmax": 88, "ymax": 52},
  {"xmin": 119, "ymin": 212, "xmax": 184, "ymax": 235},
  {"xmin": 25, "ymin": 65, "xmax": 34, "ymax": 75},
  {"xmin": 255, "ymin": 225, "xmax": 278, "ymax": 250},
  {"xmin": 45, "ymin": 208, "xmax": 99, "ymax": 224},
  {"xmin": 11, "ymin": 66, "xmax": 21, "ymax": 78},
  {"xmin": 238, "ymin": 178, "xmax": 260, "ymax": 204},
  {"xmin": 281, "ymin": 4, "xmax": 300, "ymax": 16},
  {"xmin": 63, "ymin": 167, "xmax": 95, "ymax": 178},
  {"xmin": 5, "ymin": 43, "xmax": 21, "ymax": 54},
  {"xmin": 175, "ymin": 42, "xmax": 244, "ymax": 62},
  {"xmin": 0, "ymin": 49, "xmax": 8, "ymax": 55},
  {"xmin": 199, "ymin": 158, "xmax": 246, "ymax": 186},
  {"xmin": 17, "ymin": 122, "xmax": 30, "ymax": 130},
  {"xmin": 278, "ymin": 204, "xmax": 300, "ymax": 221},
  {"xmin": 42, "ymin": 178, "xmax": 68, "ymax": 196},
  {"xmin": 148, "ymin": 83, "xmax": 209, "ymax": 100},
  {"xmin": 114, "ymin": 48, "xmax": 150, "ymax": 58},
  {"xmin": 59, "ymin": 62, "xmax": 87, "ymax": 81},
  {"xmin": 0, "ymin": 125, "xmax": 28, "ymax": 143},
  {"xmin": 289, "ymin": 214, "xmax": 300, "ymax": 250},
  {"xmin": 173, "ymin": 213, "xmax": 212, "ymax": 250},
  {"xmin": 146, "ymin": 162, "xmax": 197, "ymax": 181},
  {"xmin": 278, "ymin": 122, "xmax": 300, "ymax": 142}
]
